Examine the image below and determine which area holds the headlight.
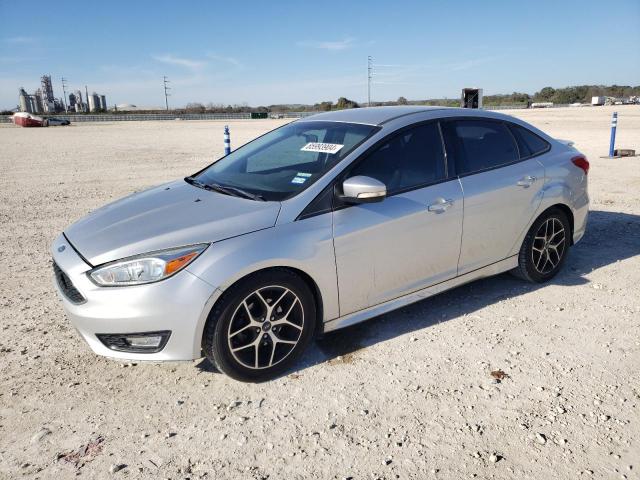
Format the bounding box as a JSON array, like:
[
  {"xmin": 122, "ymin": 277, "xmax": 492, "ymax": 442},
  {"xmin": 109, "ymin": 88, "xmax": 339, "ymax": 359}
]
[{"xmin": 88, "ymin": 244, "xmax": 208, "ymax": 286}]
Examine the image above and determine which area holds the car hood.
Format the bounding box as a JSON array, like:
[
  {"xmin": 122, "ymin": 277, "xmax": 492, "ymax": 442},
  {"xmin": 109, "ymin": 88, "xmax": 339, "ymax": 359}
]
[{"xmin": 64, "ymin": 180, "xmax": 281, "ymax": 266}]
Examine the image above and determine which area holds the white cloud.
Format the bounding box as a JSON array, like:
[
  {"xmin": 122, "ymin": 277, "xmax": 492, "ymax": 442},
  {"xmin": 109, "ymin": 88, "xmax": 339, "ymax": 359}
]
[
  {"xmin": 152, "ymin": 54, "xmax": 206, "ymax": 69},
  {"xmin": 297, "ymin": 37, "xmax": 355, "ymax": 51},
  {"xmin": 4, "ymin": 36, "xmax": 38, "ymax": 44},
  {"xmin": 206, "ymin": 53, "xmax": 242, "ymax": 68}
]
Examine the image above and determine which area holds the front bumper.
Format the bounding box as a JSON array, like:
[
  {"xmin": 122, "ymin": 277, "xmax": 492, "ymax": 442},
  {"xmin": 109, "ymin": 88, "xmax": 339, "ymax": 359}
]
[{"xmin": 51, "ymin": 234, "xmax": 217, "ymax": 361}]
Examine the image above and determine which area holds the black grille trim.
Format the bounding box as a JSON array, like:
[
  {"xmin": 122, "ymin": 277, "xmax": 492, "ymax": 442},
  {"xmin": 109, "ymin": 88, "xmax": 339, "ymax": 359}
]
[{"xmin": 53, "ymin": 262, "xmax": 86, "ymax": 304}]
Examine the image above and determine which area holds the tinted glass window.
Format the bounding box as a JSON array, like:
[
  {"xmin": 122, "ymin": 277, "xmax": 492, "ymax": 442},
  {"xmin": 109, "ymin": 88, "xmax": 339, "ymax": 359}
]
[
  {"xmin": 510, "ymin": 124, "xmax": 550, "ymax": 158},
  {"xmin": 348, "ymin": 122, "xmax": 446, "ymax": 194},
  {"xmin": 442, "ymin": 120, "xmax": 518, "ymax": 175}
]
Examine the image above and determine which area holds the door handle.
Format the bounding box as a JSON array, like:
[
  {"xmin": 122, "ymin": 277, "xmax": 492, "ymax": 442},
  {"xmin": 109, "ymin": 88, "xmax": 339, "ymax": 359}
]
[
  {"xmin": 517, "ymin": 175, "xmax": 537, "ymax": 188},
  {"xmin": 428, "ymin": 198, "xmax": 453, "ymax": 213}
]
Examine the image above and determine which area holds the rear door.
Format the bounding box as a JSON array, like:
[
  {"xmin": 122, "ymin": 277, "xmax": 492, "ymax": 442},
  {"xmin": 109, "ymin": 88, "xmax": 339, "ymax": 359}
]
[
  {"xmin": 332, "ymin": 122, "xmax": 463, "ymax": 315},
  {"xmin": 441, "ymin": 119, "xmax": 545, "ymax": 274}
]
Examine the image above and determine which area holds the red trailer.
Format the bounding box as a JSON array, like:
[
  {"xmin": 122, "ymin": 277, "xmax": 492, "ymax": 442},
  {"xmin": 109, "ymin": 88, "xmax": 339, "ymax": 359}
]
[{"xmin": 12, "ymin": 112, "xmax": 46, "ymax": 127}]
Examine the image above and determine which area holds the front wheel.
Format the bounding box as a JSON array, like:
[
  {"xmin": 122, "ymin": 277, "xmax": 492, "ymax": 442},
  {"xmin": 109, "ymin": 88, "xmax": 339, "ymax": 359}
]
[
  {"xmin": 203, "ymin": 270, "xmax": 316, "ymax": 382},
  {"xmin": 513, "ymin": 208, "xmax": 571, "ymax": 283}
]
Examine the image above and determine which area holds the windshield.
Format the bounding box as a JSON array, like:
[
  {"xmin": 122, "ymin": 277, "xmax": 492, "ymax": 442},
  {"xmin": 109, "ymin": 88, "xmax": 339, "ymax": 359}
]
[{"xmin": 191, "ymin": 121, "xmax": 378, "ymax": 201}]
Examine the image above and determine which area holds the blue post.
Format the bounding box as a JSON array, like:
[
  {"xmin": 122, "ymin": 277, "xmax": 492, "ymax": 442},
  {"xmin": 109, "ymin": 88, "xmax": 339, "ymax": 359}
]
[
  {"xmin": 224, "ymin": 125, "xmax": 231, "ymax": 156},
  {"xmin": 609, "ymin": 112, "xmax": 617, "ymax": 157}
]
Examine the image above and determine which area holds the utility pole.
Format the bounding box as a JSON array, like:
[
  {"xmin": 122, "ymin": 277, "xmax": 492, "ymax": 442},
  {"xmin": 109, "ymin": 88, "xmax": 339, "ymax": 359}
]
[
  {"xmin": 163, "ymin": 76, "xmax": 171, "ymax": 111},
  {"xmin": 61, "ymin": 77, "xmax": 68, "ymax": 112},
  {"xmin": 367, "ymin": 56, "xmax": 373, "ymax": 107}
]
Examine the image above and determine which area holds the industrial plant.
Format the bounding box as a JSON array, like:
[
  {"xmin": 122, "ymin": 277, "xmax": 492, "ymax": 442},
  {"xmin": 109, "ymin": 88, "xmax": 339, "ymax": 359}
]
[{"xmin": 18, "ymin": 75, "xmax": 107, "ymax": 113}]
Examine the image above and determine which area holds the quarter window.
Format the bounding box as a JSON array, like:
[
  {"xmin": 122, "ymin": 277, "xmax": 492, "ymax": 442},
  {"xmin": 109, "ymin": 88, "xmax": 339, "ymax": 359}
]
[
  {"xmin": 347, "ymin": 122, "xmax": 446, "ymax": 194},
  {"xmin": 509, "ymin": 124, "xmax": 550, "ymax": 158},
  {"xmin": 442, "ymin": 120, "xmax": 518, "ymax": 175}
]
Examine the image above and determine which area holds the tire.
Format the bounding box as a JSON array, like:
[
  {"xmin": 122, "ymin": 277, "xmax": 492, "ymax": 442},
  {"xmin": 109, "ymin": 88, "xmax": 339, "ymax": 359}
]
[
  {"xmin": 203, "ymin": 269, "xmax": 316, "ymax": 382},
  {"xmin": 512, "ymin": 208, "xmax": 571, "ymax": 283}
]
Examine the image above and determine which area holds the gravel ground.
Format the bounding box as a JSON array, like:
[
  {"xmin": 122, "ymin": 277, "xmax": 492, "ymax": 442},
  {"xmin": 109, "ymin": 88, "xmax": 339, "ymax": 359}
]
[{"xmin": 0, "ymin": 106, "xmax": 639, "ymax": 480}]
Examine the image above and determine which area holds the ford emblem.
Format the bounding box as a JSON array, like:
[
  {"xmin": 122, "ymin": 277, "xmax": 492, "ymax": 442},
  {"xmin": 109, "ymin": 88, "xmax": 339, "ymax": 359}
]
[{"xmin": 58, "ymin": 245, "xmax": 66, "ymax": 253}]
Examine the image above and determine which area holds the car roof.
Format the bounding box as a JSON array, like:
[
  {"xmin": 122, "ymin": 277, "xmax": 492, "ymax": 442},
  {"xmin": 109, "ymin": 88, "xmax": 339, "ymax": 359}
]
[
  {"xmin": 301, "ymin": 106, "xmax": 530, "ymax": 126},
  {"xmin": 302, "ymin": 106, "xmax": 447, "ymax": 126}
]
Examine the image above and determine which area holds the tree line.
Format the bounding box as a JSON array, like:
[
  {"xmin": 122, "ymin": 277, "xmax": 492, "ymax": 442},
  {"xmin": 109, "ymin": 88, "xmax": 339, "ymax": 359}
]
[{"xmin": 181, "ymin": 85, "xmax": 638, "ymax": 113}]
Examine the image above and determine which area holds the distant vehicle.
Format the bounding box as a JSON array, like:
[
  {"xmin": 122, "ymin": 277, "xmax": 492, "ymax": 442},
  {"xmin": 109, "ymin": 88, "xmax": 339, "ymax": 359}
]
[
  {"xmin": 12, "ymin": 112, "xmax": 70, "ymax": 127},
  {"xmin": 12, "ymin": 112, "xmax": 45, "ymax": 127},
  {"xmin": 47, "ymin": 117, "xmax": 71, "ymax": 126},
  {"xmin": 51, "ymin": 106, "xmax": 590, "ymax": 382},
  {"xmin": 531, "ymin": 102, "xmax": 553, "ymax": 108},
  {"xmin": 591, "ymin": 96, "xmax": 606, "ymax": 106}
]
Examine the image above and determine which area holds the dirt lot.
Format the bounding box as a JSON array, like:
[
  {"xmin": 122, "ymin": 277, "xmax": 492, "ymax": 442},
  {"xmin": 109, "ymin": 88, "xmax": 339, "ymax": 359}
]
[{"xmin": 1, "ymin": 106, "xmax": 639, "ymax": 480}]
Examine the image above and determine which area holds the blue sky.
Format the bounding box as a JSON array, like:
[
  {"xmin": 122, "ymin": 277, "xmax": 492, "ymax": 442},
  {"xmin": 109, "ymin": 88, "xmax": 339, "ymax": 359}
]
[{"xmin": 1, "ymin": 0, "xmax": 638, "ymax": 109}]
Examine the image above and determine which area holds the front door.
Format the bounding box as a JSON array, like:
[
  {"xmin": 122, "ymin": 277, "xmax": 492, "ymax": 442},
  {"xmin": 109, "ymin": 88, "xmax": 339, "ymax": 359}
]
[{"xmin": 332, "ymin": 122, "xmax": 464, "ymax": 316}]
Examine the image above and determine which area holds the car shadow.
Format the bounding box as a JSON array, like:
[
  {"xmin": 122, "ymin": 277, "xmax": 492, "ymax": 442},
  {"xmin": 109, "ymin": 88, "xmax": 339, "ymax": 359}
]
[{"xmin": 196, "ymin": 210, "xmax": 639, "ymax": 379}]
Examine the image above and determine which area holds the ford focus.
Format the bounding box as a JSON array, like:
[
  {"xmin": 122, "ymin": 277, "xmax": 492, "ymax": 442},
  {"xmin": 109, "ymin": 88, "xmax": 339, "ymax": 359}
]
[{"xmin": 51, "ymin": 107, "xmax": 589, "ymax": 382}]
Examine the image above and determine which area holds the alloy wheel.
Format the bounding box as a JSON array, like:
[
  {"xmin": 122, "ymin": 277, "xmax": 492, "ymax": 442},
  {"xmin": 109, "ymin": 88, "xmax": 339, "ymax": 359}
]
[
  {"xmin": 227, "ymin": 286, "xmax": 304, "ymax": 369},
  {"xmin": 531, "ymin": 217, "xmax": 566, "ymax": 275}
]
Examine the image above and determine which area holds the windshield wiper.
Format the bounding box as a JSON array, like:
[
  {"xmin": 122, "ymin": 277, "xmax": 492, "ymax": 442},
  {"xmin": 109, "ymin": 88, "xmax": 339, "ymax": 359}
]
[
  {"xmin": 185, "ymin": 177, "xmax": 266, "ymax": 201},
  {"xmin": 212, "ymin": 183, "xmax": 267, "ymax": 202}
]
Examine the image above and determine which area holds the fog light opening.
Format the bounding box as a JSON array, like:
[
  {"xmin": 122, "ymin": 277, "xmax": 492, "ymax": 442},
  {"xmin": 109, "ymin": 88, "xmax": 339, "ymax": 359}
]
[
  {"xmin": 96, "ymin": 331, "xmax": 171, "ymax": 353},
  {"xmin": 127, "ymin": 335, "xmax": 163, "ymax": 348}
]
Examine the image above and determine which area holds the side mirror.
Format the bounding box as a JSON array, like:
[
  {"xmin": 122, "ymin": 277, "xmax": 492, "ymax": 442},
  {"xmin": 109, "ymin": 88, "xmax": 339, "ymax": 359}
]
[{"xmin": 341, "ymin": 176, "xmax": 387, "ymax": 204}]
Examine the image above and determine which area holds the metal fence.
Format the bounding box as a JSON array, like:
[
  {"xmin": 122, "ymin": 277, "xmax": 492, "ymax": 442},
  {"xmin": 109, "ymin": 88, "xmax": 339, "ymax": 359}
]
[
  {"xmin": 485, "ymin": 104, "xmax": 572, "ymax": 110},
  {"xmin": 0, "ymin": 112, "xmax": 253, "ymax": 123},
  {"xmin": 0, "ymin": 111, "xmax": 324, "ymax": 124}
]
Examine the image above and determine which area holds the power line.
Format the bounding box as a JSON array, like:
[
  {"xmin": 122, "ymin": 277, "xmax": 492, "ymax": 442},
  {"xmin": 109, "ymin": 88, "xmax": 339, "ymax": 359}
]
[{"xmin": 163, "ymin": 76, "xmax": 171, "ymax": 111}]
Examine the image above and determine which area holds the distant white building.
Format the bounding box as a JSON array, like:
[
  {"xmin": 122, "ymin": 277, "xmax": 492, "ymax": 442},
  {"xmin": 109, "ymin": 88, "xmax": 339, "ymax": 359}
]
[{"xmin": 88, "ymin": 93, "xmax": 100, "ymax": 112}]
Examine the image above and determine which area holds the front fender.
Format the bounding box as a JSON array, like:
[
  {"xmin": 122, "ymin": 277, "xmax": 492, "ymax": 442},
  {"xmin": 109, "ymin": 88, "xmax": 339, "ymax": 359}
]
[{"xmin": 186, "ymin": 214, "xmax": 338, "ymax": 351}]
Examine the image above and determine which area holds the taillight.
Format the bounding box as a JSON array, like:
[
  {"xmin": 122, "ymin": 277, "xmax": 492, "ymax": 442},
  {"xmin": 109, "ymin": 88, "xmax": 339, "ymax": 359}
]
[{"xmin": 571, "ymin": 155, "xmax": 589, "ymax": 175}]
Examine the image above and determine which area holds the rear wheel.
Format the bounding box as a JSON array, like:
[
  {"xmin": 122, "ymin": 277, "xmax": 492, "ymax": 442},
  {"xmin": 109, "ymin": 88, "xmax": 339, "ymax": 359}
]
[
  {"xmin": 203, "ymin": 270, "xmax": 316, "ymax": 382},
  {"xmin": 513, "ymin": 208, "xmax": 571, "ymax": 283}
]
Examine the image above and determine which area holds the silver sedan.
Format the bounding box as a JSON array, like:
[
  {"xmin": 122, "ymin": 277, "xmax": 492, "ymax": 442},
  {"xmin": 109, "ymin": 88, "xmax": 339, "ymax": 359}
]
[{"xmin": 51, "ymin": 107, "xmax": 589, "ymax": 382}]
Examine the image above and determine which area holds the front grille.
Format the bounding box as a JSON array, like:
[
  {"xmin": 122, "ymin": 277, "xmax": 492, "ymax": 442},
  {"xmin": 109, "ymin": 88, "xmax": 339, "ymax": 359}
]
[{"xmin": 53, "ymin": 262, "xmax": 86, "ymax": 304}]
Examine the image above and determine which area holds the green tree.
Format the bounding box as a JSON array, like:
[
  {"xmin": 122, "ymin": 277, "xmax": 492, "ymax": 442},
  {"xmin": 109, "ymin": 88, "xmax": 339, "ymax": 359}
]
[
  {"xmin": 336, "ymin": 97, "xmax": 359, "ymax": 109},
  {"xmin": 314, "ymin": 101, "xmax": 333, "ymax": 111},
  {"xmin": 535, "ymin": 87, "xmax": 556, "ymax": 101}
]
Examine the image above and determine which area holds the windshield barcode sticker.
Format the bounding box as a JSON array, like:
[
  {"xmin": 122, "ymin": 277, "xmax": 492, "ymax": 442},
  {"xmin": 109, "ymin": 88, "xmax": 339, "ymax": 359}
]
[{"xmin": 301, "ymin": 142, "xmax": 344, "ymax": 154}]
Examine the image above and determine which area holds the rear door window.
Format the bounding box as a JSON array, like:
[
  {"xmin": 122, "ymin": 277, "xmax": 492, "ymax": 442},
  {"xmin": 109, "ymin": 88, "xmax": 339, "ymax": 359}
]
[
  {"xmin": 509, "ymin": 124, "xmax": 550, "ymax": 158},
  {"xmin": 441, "ymin": 120, "xmax": 518, "ymax": 175}
]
